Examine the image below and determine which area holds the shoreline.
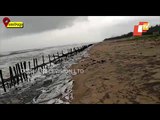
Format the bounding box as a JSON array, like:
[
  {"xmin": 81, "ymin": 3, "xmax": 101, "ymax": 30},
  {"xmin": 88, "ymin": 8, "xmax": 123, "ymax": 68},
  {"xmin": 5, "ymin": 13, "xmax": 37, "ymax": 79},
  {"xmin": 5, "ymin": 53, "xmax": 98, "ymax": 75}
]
[
  {"xmin": 70, "ymin": 38, "xmax": 160, "ymax": 104},
  {"xmin": 0, "ymin": 47, "xmax": 90, "ymax": 104}
]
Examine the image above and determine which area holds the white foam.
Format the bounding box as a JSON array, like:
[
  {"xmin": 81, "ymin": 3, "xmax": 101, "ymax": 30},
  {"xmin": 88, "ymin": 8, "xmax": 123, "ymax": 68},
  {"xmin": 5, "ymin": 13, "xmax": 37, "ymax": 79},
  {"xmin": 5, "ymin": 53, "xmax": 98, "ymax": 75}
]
[{"xmin": 0, "ymin": 45, "xmax": 92, "ymax": 104}]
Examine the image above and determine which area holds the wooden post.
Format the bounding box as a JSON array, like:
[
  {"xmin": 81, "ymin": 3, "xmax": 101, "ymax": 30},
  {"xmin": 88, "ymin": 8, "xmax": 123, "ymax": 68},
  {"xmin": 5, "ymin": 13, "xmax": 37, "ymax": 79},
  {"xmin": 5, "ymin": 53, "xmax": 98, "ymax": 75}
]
[
  {"xmin": 20, "ymin": 62, "xmax": 23, "ymax": 71},
  {"xmin": 42, "ymin": 55, "xmax": 45, "ymax": 68},
  {"xmin": 35, "ymin": 58, "xmax": 37, "ymax": 72},
  {"xmin": 36, "ymin": 58, "xmax": 38, "ymax": 66},
  {"xmin": 33, "ymin": 58, "xmax": 37, "ymax": 72},
  {"xmin": 9, "ymin": 66, "xmax": 13, "ymax": 86},
  {"xmin": 9, "ymin": 66, "xmax": 15, "ymax": 87},
  {"xmin": 33, "ymin": 58, "xmax": 35, "ymax": 70},
  {"xmin": 34, "ymin": 58, "xmax": 37, "ymax": 72},
  {"xmin": 0, "ymin": 70, "xmax": 6, "ymax": 92},
  {"xmin": 28, "ymin": 61, "xmax": 31, "ymax": 70},
  {"xmin": 42, "ymin": 56, "xmax": 44, "ymax": 64},
  {"xmin": 20, "ymin": 62, "xmax": 25, "ymax": 80},
  {"xmin": 16, "ymin": 64, "xmax": 19, "ymax": 82},
  {"xmin": 23, "ymin": 61, "xmax": 27, "ymax": 80},
  {"xmin": 23, "ymin": 61, "xmax": 26, "ymax": 71},
  {"xmin": 13, "ymin": 66, "xmax": 19, "ymax": 85},
  {"xmin": 36, "ymin": 58, "xmax": 38, "ymax": 71},
  {"xmin": 23, "ymin": 61, "xmax": 28, "ymax": 81},
  {"xmin": 48, "ymin": 55, "xmax": 51, "ymax": 66},
  {"xmin": 28, "ymin": 61, "xmax": 32, "ymax": 78},
  {"xmin": 16, "ymin": 63, "xmax": 23, "ymax": 83}
]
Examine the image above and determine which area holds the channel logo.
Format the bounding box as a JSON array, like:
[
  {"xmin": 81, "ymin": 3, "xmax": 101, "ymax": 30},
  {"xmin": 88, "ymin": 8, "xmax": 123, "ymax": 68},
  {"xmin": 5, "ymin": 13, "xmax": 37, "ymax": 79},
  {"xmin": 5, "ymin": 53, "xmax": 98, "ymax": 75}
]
[
  {"xmin": 133, "ymin": 22, "xmax": 150, "ymax": 36},
  {"xmin": 2, "ymin": 17, "xmax": 24, "ymax": 28}
]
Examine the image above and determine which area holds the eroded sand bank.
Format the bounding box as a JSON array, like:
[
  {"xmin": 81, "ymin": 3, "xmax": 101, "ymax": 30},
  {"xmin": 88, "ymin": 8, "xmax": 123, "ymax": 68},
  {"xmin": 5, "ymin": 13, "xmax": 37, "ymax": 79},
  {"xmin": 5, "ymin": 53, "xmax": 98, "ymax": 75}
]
[{"xmin": 70, "ymin": 39, "xmax": 160, "ymax": 104}]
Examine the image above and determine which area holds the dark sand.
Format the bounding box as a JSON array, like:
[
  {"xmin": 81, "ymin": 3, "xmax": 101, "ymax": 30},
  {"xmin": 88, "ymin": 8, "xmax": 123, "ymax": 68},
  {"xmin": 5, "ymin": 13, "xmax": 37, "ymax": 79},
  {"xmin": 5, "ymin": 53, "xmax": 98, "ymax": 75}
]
[{"xmin": 70, "ymin": 39, "xmax": 160, "ymax": 104}]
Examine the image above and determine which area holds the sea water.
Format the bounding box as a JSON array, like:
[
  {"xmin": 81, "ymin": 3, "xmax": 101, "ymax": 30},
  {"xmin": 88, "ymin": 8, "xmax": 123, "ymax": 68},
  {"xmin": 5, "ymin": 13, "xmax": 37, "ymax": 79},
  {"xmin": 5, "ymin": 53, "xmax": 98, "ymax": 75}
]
[
  {"xmin": 0, "ymin": 43, "xmax": 85, "ymax": 78},
  {"xmin": 0, "ymin": 43, "xmax": 91, "ymax": 104}
]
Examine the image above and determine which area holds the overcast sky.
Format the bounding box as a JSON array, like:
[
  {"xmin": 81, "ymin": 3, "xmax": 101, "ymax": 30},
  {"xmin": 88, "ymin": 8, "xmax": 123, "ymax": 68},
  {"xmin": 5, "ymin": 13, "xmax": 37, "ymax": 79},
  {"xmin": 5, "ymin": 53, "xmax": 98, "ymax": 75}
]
[{"xmin": 0, "ymin": 16, "xmax": 160, "ymax": 52}]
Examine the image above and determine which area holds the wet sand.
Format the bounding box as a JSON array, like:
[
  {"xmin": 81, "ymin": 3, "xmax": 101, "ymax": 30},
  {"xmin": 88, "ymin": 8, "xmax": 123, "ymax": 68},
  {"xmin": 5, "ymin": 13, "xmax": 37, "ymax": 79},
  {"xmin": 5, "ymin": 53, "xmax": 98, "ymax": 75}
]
[{"xmin": 70, "ymin": 39, "xmax": 160, "ymax": 104}]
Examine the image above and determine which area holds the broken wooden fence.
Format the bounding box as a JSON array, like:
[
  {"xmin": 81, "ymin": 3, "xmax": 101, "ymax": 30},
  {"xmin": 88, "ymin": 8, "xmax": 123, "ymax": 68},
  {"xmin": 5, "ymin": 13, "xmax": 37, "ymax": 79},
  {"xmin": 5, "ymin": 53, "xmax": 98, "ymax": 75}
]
[{"xmin": 0, "ymin": 44, "xmax": 92, "ymax": 92}]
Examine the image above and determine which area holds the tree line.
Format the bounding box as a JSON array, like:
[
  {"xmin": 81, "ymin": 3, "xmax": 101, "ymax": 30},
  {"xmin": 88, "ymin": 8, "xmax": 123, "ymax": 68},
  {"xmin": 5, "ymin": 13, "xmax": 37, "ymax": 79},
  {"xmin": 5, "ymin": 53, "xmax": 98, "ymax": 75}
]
[{"xmin": 104, "ymin": 24, "xmax": 160, "ymax": 41}]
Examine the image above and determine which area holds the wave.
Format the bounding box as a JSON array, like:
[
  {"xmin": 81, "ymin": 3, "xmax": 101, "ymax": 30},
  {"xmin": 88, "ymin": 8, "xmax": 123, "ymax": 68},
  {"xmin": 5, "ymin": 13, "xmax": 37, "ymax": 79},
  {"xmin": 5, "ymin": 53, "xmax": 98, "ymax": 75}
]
[{"xmin": 0, "ymin": 44, "xmax": 70, "ymax": 58}]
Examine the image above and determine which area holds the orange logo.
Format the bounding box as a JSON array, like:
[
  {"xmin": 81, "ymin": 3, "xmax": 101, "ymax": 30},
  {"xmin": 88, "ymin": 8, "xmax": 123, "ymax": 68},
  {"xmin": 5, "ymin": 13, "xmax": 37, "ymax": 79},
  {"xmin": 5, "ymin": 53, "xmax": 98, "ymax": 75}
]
[{"xmin": 133, "ymin": 22, "xmax": 149, "ymax": 36}]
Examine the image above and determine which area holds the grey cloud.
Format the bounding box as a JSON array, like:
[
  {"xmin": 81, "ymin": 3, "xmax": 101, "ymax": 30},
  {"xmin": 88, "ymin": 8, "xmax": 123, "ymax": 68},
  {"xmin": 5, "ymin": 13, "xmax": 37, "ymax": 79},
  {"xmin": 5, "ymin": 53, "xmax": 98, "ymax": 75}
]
[
  {"xmin": 0, "ymin": 16, "xmax": 88, "ymax": 40},
  {"xmin": 1, "ymin": 16, "xmax": 160, "ymax": 52}
]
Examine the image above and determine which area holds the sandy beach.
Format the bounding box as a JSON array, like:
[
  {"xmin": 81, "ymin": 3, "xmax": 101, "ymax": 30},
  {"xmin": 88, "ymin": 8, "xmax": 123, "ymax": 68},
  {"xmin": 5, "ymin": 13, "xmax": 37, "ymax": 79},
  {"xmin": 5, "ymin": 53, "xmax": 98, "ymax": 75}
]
[
  {"xmin": 70, "ymin": 38, "xmax": 160, "ymax": 104},
  {"xmin": 1, "ymin": 16, "xmax": 160, "ymax": 104}
]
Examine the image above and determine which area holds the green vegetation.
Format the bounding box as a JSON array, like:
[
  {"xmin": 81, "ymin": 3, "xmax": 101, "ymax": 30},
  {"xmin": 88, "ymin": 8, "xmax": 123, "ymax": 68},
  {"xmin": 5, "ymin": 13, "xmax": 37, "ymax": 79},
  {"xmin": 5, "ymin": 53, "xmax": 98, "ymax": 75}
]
[
  {"xmin": 131, "ymin": 34, "xmax": 160, "ymax": 40},
  {"xmin": 104, "ymin": 24, "xmax": 160, "ymax": 41}
]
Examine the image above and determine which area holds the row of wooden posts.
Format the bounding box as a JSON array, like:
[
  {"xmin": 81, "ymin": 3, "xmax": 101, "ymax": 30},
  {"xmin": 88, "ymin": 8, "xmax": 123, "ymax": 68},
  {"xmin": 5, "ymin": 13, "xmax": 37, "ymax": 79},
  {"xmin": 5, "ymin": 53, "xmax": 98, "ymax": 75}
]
[{"xmin": 0, "ymin": 44, "xmax": 92, "ymax": 92}]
